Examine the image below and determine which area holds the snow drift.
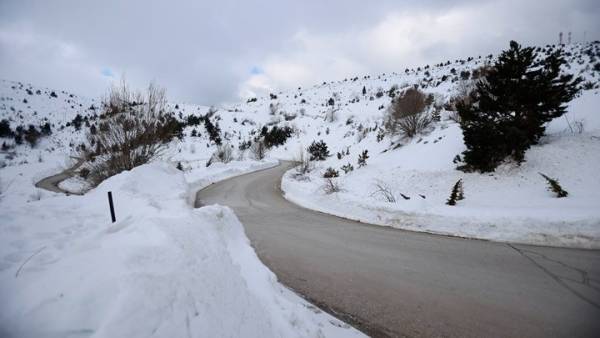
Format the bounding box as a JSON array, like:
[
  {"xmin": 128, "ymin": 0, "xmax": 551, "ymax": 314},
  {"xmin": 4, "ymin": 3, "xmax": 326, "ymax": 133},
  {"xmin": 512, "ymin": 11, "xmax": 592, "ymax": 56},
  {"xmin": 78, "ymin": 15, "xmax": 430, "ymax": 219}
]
[{"xmin": 0, "ymin": 162, "xmax": 363, "ymax": 338}]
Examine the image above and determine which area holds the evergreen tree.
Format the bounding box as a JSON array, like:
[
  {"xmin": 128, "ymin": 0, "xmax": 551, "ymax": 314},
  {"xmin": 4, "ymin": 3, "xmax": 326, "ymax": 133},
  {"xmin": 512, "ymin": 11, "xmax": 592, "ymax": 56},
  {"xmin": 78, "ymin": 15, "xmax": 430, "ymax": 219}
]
[
  {"xmin": 307, "ymin": 140, "xmax": 330, "ymax": 161},
  {"xmin": 446, "ymin": 179, "xmax": 464, "ymax": 206},
  {"xmin": 458, "ymin": 41, "xmax": 581, "ymax": 172},
  {"xmin": 539, "ymin": 173, "xmax": 568, "ymax": 198},
  {"xmin": 204, "ymin": 118, "xmax": 222, "ymax": 145},
  {"xmin": 362, "ymin": 86, "xmax": 367, "ymax": 95}
]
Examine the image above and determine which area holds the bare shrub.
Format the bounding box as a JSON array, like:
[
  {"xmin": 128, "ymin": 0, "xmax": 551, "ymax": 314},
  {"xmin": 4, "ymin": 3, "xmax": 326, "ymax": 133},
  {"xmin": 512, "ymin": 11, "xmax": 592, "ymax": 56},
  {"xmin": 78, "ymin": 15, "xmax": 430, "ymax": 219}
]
[
  {"xmin": 323, "ymin": 167, "xmax": 339, "ymax": 178},
  {"xmin": 208, "ymin": 143, "xmax": 233, "ymax": 166},
  {"xmin": 295, "ymin": 148, "xmax": 313, "ymax": 175},
  {"xmin": 324, "ymin": 108, "xmax": 338, "ymax": 123},
  {"xmin": 322, "ymin": 178, "xmax": 342, "ymax": 194},
  {"xmin": 370, "ymin": 180, "xmax": 396, "ymax": 202},
  {"xmin": 84, "ymin": 81, "xmax": 182, "ymax": 185},
  {"xmin": 446, "ymin": 79, "xmax": 475, "ymax": 119},
  {"xmin": 249, "ymin": 138, "xmax": 267, "ymax": 160},
  {"xmin": 385, "ymin": 87, "xmax": 432, "ymax": 138}
]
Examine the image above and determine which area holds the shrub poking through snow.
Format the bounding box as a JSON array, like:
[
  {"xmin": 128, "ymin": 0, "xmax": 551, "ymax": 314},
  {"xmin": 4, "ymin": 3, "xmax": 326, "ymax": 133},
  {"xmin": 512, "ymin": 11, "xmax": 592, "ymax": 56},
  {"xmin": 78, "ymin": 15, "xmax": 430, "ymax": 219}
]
[
  {"xmin": 176, "ymin": 162, "xmax": 183, "ymax": 171},
  {"xmin": 539, "ymin": 173, "xmax": 568, "ymax": 198},
  {"xmin": 261, "ymin": 125, "xmax": 293, "ymax": 148},
  {"xmin": 357, "ymin": 150, "xmax": 369, "ymax": 167},
  {"xmin": 457, "ymin": 40, "xmax": 581, "ymax": 172},
  {"xmin": 322, "ymin": 178, "xmax": 341, "ymax": 194},
  {"xmin": 341, "ymin": 163, "xmax": 354, "ymax": 174},
  {"xmin": 204, "ymin": 117, "xmax": 222, "ymax": 145},
  {"xmin": 84, "ymin": 81, "xmax": 183, "ymax": 185},
  {"xmin": 79, "ymin": 167, "xmax": 90, "ymax": 179},
  {"xmin": 371, "ymin": 180, "xmax": 396, "ymax": 202},
  {"xmin": 385, "ymin": 87, "xmax": 432, "ymax": 138},
  {"xmin": 249, "ymin": 138, "xmax": 267, "ymax": 160},
  {"xmin": 207, "ymin": 143, "xmax": 233, "ymax": 166},
  {"xmin": 446, "ymin": 179, "xmax": 465, "ymax": 206},
  {"xmin": 308, "ymin": 140, "xmax": 330, "ymax": 161},
  {"xmin": 294, "ymin": 149, "xmax": 312, "ymax": 175},
  {"xmin": 323, "ymin": 167, "xmax": 339, "ymax": 178}
]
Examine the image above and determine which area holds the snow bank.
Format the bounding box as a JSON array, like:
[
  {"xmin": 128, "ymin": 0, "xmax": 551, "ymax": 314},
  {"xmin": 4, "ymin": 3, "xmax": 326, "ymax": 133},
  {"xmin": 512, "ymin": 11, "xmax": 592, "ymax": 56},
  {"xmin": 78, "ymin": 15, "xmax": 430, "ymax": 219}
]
[{"xmin": 0, "ymin": 162, "xmax": 363, "ymax": 337}]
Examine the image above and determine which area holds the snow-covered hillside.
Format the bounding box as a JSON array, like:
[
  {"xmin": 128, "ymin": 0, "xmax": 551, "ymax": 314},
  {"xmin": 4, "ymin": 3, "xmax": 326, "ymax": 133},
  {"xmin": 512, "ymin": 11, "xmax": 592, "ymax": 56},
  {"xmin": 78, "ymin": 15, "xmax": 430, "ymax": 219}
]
[
  {"xmin": 2, "ymin": 42, "xmax": 600, "ymax": 246},
  {"xmin": 281, "ymin": 91, "xmax": 600, "ymax": 248}
]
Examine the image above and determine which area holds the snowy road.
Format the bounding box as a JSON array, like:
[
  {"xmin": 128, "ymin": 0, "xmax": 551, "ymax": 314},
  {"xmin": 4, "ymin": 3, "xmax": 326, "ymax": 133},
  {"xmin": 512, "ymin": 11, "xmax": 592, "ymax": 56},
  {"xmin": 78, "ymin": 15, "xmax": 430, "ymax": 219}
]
[
  {"xmin": 34, "ymin": 157, "xmax": 84, "ymax": 194},
  {"xmin": 196, "ymin": 162, "xmax": 600, "ymax": 337}
]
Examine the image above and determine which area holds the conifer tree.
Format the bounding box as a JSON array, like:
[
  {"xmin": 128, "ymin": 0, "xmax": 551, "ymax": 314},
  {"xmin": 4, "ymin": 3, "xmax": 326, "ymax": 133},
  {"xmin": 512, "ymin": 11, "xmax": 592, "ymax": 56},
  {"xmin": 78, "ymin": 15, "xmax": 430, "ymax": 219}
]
[
  {"xmin": 446, "ymin": 179, "xmax": 464, "ymax": 206},
  {"xmin": 539, "ymin": 173, "xmax": 568, "ymax": 198},
  {"xmin": 307, "ymin": 140, "xmax": 330, "ymax": 161},
  {"xmin": 458, "ymin": 41, "xmax": 581, "ymax": 172}
]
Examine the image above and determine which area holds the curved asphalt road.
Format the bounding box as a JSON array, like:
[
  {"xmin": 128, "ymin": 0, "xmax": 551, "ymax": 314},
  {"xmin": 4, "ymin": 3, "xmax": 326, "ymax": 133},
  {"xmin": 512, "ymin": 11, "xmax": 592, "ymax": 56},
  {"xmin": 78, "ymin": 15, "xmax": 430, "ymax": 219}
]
[
  {"xmin": 196, "ymin": 162, "xmax": 600, "ymax": 337},
  {"xmin": 35, "ymin": 157, "xmax": 84, "ymax": 195}
]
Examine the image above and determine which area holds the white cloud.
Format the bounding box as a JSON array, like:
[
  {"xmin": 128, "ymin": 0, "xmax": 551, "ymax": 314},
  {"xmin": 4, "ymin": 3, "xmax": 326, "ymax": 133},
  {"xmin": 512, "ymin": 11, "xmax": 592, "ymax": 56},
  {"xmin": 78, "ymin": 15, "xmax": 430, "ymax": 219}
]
[
  {"xmin": 240, "ymin": 0, "xmax": 599, "ymax": 99},
  {"xmin": 1, "ymin": 0, "xmax": 598, "ymax": 103}
]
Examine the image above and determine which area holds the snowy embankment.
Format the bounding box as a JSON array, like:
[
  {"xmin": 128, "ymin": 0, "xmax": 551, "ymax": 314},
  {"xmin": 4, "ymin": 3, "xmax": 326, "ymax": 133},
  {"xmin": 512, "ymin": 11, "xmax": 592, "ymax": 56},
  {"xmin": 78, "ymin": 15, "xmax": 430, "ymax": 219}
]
[
  {"xmin": 282, "ymin": 92, "xmax": 600, "ymax": 249},
  {"xmin": 0, "ymin": 161, "xmax": 363, "ymax": 337}
]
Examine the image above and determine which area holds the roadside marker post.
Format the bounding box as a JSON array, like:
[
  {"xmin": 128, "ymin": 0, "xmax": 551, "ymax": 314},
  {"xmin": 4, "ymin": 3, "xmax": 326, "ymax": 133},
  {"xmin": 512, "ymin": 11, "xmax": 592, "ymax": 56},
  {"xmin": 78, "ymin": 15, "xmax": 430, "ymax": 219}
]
[{"xmin": 108, "ymin": 191, "xmax": 116, "ymax": 223}]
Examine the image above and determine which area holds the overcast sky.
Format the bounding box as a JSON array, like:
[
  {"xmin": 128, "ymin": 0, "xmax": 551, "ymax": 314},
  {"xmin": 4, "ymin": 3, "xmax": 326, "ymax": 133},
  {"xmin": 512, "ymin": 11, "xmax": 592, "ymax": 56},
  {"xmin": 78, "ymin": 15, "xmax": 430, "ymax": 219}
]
[{"xmin": 1, "ymin": 0, "xmax": 598, "ymax": 105}]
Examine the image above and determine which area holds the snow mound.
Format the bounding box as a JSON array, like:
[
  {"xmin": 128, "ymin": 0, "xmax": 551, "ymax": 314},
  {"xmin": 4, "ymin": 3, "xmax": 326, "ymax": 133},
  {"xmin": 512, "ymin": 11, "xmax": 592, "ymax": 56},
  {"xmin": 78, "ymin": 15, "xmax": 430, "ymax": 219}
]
[{"xmin": 0, "ymin": 162, "xmax": 363, "ymax": 338}]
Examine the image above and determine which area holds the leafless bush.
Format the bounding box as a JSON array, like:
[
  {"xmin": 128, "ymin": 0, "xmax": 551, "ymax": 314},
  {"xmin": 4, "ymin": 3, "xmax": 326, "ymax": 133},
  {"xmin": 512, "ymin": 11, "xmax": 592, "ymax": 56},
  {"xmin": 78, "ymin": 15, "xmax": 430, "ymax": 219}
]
[
  {"xmin": 249, "ymin": 138, "xmax": 267, "ymax": 160},
  {"xmin": 295, "ymin": 148, "xmax": 313, "ymax": 175},
  {"xmin": 269, "ymin": 102, "xmax": 279, "ymax": 115},
  {"xmin": 84, "ymin": 81, "xmax": 182, "ymax": 185},
  {"xmin": 324, "ymin": 108, "xmax": 338, "ymax": 123},
  {"xmin": 370, "ymin": 180, "xmax": 396, "ymax": 202},
  {"xmin": 385, "ymin": 87, "xmax": 432, "ymax": 138},
  {"xmin": 208, "ymin": 143, "xmax": 233, "ymax": 165},
  {"xmin": 447, "ymin": 110, "xmax": 461, "ymax": 123},
  {"xmin": 322, "ymin": 177, "xmax": 342, "ymax": 194},
  {"xmin": 564, "ymin": 116, "xmax": 585, "ymax": 134},
  {"xmin": 445, "ymin": 79, "xmax": 475, "ymax": 119}
]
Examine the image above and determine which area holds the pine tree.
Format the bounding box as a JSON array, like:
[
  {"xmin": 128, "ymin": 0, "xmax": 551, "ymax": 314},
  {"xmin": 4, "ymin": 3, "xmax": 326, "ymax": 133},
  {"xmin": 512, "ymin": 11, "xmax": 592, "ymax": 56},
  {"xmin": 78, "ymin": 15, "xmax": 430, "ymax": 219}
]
[
  {"xmin": 307, "ymin": 140, "xmax": 330, "ymax": 161},
  {"xmin": 446, "ymin": 179, "xmax": 464, "ymax": 206},
  {"xmin": 362, "ymin": 86, "xmax": 367, "ymax": 95},
  {"xmin": 539, "ymin": 173, "xmax": 568, "ymax": 198},
  {"xmin": 204, "ymin": 118, "xmax": 222, "ymax": 145},
  {"xmin": 458, "ymin": 41, "xmax": 582, "ymax": 172}
]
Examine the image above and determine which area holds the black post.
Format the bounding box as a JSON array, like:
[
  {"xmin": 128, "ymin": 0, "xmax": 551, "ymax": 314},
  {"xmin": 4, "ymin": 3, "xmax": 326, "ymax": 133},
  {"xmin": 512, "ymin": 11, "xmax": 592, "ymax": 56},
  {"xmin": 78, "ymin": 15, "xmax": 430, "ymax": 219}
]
[{"xmin": 107, "ymin": 191, "xmax": 116, "ymax": 223}]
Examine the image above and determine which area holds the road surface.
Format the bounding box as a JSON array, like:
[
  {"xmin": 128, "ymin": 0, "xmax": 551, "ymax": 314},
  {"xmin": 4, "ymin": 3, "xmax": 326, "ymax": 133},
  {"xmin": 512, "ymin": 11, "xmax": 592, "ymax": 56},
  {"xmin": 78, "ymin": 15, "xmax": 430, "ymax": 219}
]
[
  {"xmin": 35, "ymin": 157, "xmax": 84, "ymax": 194},
  {"xmin": 196, "ymin": 162, "xmax": 600, "ymax": 337}
]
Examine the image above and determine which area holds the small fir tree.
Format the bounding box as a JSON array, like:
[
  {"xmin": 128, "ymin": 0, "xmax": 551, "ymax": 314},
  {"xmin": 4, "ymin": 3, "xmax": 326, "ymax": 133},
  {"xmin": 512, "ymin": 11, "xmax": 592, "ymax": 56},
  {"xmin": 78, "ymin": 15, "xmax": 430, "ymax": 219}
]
[
  {"xmin": 307, "ymin": 140, "xmax": 330, "ymax": 161},
  {"xmin": 446, "ymin": 179, "xmax": 464, "ymax": 206},
  {"xmin": 539, "ymin": 173, "xmax": 568, "ymax": 198}
]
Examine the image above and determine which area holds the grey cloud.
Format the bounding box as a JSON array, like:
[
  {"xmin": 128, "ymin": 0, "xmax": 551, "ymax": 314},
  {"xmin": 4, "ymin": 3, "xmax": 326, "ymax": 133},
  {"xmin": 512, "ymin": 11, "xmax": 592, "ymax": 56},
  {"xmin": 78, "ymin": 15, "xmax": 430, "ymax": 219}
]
[{"xmin": 0, "ymin": 0, "xmax": 598, "ymax": 104}]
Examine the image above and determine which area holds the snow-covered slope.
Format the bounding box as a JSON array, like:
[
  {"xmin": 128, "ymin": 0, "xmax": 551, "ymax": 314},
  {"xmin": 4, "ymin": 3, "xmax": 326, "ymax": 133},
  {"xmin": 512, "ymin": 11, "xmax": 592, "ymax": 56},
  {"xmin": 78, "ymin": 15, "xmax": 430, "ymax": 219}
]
[
  {"xmin": 281, "ymin": 91, "xmax": 600, "ymax": 248},
  {"xmin": 2, "ymin": 42, "xmax": 600, "ymax": 248}
]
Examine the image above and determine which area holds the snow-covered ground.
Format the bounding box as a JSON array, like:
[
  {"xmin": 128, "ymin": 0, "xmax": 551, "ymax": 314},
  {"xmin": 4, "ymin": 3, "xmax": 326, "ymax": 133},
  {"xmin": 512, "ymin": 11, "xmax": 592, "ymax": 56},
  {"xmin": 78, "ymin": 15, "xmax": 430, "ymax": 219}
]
[
  {"xmin": 0, "ymin": 161, "xmax": 364, "ymax": 337},
  {"xmin": 281, "ymin": 91, "xmax": 600, "ymax": 249}
]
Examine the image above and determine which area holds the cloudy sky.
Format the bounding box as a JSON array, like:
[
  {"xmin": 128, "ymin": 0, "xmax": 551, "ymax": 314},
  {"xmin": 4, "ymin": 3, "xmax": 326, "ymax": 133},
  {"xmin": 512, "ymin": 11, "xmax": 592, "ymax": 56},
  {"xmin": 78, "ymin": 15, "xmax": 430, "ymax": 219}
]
[{"xmin": 1, "ymin": 0, "xmax": 598, "ymax": 105}]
